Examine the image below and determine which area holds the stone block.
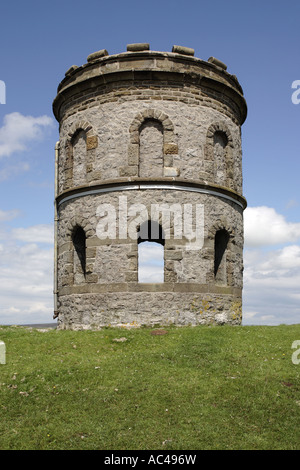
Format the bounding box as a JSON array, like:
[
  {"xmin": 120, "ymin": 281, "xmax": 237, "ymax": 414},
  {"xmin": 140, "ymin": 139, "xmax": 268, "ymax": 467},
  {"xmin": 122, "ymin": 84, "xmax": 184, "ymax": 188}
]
[
  {"xmin": 165, "ymin": 250, "xmax": 183, "ymax": 260},
  {"xmin": 128, "ymin": 258, "xmax": 138, "ymax": 270},
  {"xmin": 164, "ymin": 271, "xmax": 177, "ymax": 283},
  {"xmin": 87, "ymin": 49, "xmax": 109, "ymax": 62},
  {"xmin": 86, "ymin": 247, "xmax": 97, "ymax": 258},
  {"xmin": 127, "ymin": 43, "xmax": 150, "ymax": 52},
  {"xmin": 65, "ymin": 65, "xmax": 78, "ymax": 76},
  {"xmin": 164, "ymin": 155, "xmax": 173, "ymax": 167},
  {"xmin": 125, "ymin": 271, "xmax": 138, "ymax": 282},
  {"xmin": 172, "ymin": 45, "xmax": 194, "ymax": 56},
  {"xmin": 164, "ymin": 167, "xmax": 180, "ymax": 177},
  {"xmin": 86, "ymin": 135, "xmax": 98, "ymax": 150},
  {"xmin": 127, "ymin": 145, "xmax": 139, "ymax": 166},
  {"xmin": 63, "ymin": 252, "xmax": 73, "ymax": 264},
  {"xmin": 91, "ymin": 170, "xmax": 102, "ymax": 180},
  {"xmin": 61, "ymin": 274, "xmax": 73, "ymax": 287},
  {"xmin": 164, "ymin": 143, "xmax": 178, "ymax": 155},
  {"xmin": 119, "ymin": 166, "xmax": 138, "ymax": 177},
  {"xmin": 64, "ymin": 168, "xmax": 73, "ymax": 179},
  {"xmin": 207, "ymin": 57, "xmax": 227, "ymax": 70},
  {"xmin": 86, "ymin": 274, "xmax": 98, "ymax": 284},
  {"xmin": 86, "ymin": 264, "xmax": 94, "ymax": 274},
  {"xmin": 86, "ymin": 163, "xmax": 93, "ymax": 173}
]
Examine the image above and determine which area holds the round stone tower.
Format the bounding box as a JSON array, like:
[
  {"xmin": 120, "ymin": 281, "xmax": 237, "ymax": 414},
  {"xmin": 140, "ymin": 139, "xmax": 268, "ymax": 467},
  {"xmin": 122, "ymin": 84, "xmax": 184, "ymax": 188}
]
[{"xmin": 53, "ymin": 43, "xmax": 247, "ymax": 330}]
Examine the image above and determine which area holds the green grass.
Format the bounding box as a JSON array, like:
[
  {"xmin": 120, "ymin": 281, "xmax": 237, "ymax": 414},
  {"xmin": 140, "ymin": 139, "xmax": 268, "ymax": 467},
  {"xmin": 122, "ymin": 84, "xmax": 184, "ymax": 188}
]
[{"xmin": 0, "ymin": 324, "xmax": 299, "ymax": 450}]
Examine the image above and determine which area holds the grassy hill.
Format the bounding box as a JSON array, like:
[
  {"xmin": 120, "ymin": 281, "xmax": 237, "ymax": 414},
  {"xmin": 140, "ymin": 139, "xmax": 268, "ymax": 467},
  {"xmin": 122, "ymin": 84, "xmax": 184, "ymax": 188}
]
[{"xmin": 0, "ymin": 324, "xmax": 299, "ymax": 450}]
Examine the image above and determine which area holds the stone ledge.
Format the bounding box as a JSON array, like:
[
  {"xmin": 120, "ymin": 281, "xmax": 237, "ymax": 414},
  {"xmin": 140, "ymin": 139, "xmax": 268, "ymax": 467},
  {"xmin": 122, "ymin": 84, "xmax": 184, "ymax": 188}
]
[
  {"xmin": 58, "ymin": 283, "xmax": 242, "ymax": 296},
  {"xmin": 56, "ymin": 178, "xmax": 247, "ymax": 210}
]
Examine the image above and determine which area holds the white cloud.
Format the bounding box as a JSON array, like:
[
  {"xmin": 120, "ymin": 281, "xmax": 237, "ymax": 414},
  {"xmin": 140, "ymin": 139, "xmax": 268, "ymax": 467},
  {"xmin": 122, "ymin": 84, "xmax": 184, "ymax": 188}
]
[
  {"xmin": 0, "ymin": 208, "xmax": 21, "ymax": 222},
  {"xmin": 0, "ymin": 112, "xmax": 54, "ymax": 158},
  {"xmin": 244, "ymin": 206, "xmax": 300, "ymax": 247},
  {"xmin": 138, "ymin": 241, "xmax": 164, "ymax": 264},
  {"xmin": 0, "ymin": 221, "xmax": 54, "ymax": 325},
  {"xmin": 138, "ymin": 264, "xmax": 164, "ymax": 283},
  {"xmin": 243, "ymin": 206, "xmax": 300, "ymax": 324},
  {"xmin": 138, "ymin": 241, "xmax": 164, "ymax": 283},
  {"xmin": 259, "ymin": 245, "xmax": 300, "ymax": 270},
  {"xmin": 12, "ymin": 224, "xmax": 54, "ymax": 244},
  {"xmin": 242, "ymin": 310, "xmax": 259, "ymax": 321},
  {"xmin": 243, "ymin": 244, "xmax": 300, "ymax": 325}
]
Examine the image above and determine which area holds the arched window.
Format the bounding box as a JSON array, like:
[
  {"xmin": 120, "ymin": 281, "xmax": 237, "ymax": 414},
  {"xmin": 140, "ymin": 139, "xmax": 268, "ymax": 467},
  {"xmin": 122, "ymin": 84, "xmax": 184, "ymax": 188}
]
[
  {"xmin": 72, "ymin": 226, "xmax": 86, "ymax": 283},
  {"xmin": 214, "ymin": 229, "xmax": 229, "ymax": 285},
  {"xmin": 72, "ymin": 130, "xmax": 87, "ymax": 186},
  {"xmin": 213, "ymin": 131, "xmax": 228, "ymax": 185},
  {"xmin": 138, "ymin": 220, "xmax": 164, "ymax": 283},
  {"xmin": 139, "ymin": 119, "xmax": 164, "ymax": 177}
]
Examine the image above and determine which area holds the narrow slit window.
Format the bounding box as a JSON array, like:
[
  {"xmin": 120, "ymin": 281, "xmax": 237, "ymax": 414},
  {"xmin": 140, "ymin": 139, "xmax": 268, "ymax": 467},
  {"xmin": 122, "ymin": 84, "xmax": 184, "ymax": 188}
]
[
  {"xmin": 214, "ymin": 229, "xmax": 229, "ymax": 284},
  {"xmin": 72, "ymin": 226, "xmax": 86, "ymax": 282}
]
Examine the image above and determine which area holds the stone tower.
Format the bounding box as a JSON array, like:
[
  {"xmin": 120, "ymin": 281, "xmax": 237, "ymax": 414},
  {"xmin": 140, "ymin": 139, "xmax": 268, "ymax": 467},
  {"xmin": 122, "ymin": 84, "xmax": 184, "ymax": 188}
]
[{"xmin": 53, "ymin": 44, "xmax": 247, "ymax": 330}]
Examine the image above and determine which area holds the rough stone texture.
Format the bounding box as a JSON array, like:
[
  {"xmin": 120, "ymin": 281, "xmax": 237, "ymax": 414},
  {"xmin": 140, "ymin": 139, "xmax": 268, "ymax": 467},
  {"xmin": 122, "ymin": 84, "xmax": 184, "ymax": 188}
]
[
  {"xmin": 53, "ymin": 47, "xmax": 247, "ymax": 330},
  {"xmin": 87, "ymin": 49, "xmax": 109, "ymax": 63},
  {"xmin": 172, "ymin": 45, "xmax": 195, "ymax": 56},
  {"xmin": 127, "ymin": 43, "xmax": 150, "ymax": 52},
  {"xmin": 208, "ymin": 56, "xmax": 227, "ymax": 70}
]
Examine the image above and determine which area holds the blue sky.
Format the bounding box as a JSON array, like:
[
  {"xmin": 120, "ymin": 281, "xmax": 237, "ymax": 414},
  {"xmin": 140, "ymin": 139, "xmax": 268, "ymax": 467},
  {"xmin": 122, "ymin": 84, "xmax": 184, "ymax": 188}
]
[{"xmin": 0, "ymin": 0, "xmax": 299, "ymax": 325}]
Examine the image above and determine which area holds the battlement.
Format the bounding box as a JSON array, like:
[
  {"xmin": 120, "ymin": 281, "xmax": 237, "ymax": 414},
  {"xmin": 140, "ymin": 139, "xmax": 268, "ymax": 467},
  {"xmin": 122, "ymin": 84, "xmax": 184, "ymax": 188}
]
[{"xmin": 53, "ymin": 45, "xmax": 246, "ymax": 124}]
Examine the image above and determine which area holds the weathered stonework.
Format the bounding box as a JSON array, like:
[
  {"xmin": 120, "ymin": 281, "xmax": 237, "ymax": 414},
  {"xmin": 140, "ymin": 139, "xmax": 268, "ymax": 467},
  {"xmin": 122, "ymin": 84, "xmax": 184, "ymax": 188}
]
[{"xmin": 53, "ymin": 45, "xmax": 247, "ymax": 330}]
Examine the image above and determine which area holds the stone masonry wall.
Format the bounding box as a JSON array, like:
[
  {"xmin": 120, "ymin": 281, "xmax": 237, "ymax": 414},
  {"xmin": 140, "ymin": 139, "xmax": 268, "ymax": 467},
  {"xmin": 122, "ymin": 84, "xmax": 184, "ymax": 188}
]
[
  {"xmin": 58, "ymin": 93, "xmax": 243, "ymax": 195},
  {"xmin": 54, "ymin": 47, "xmax": 247, "ymax": 329},
  {"xmin": 57, "ymin": 189, "xmax": 243, "ymax": 329}
]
